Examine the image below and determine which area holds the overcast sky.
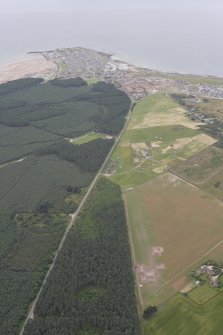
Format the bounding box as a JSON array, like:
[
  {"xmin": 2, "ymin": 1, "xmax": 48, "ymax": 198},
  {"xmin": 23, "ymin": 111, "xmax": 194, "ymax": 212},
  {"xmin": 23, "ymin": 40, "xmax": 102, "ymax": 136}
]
[
  {"xmin": 2, "ymin": 0, "xmax": 223, "ymax": 13},
  {"xmin": 1, "ymin": 0, "xmax": 223, "ymax": 76}
]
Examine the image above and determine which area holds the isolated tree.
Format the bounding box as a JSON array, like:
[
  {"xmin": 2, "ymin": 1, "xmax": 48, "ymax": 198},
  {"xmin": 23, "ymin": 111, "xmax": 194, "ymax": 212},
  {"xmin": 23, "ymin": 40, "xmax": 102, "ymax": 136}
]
[{"xmin": 143, "ymin": 306, "xmax": 158, "ymax": 320}]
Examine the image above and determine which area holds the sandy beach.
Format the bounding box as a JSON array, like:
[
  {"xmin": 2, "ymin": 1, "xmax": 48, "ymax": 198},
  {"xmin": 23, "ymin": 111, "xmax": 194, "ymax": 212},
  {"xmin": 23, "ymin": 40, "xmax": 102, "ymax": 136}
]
[{"xmin": 0, "ymin": 53, "xmax": 57, "ymax": 84}]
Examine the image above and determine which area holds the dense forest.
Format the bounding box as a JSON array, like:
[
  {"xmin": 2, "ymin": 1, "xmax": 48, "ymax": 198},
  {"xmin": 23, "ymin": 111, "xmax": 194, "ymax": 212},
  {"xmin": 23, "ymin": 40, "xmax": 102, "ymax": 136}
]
[
  {"xmin": 0, "ymin": 77, "xmax": 131, "ymax": 334},
  {"xmin": 0, "ymin": 78, "xmax": 130, "ymax": 163},
  {"xmin": 24, "ymin": 178, "xmax": 140, "ymax": 335},
  {"xmin": 38, "ymin": 139, "xmax": 114, "ymax": 172}
]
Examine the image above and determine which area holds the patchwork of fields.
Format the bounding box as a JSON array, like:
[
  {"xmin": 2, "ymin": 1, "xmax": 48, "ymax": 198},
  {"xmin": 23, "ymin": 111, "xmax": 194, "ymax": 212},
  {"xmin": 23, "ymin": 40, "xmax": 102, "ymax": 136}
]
[
  {"xmin": 107, "ymin": 93, "xmax": 223, "ymax": 334},
  {"xmin": 2, "ymin": 75, "xmax": 223, "ymax": 334},
  {"xmin": 107, "ymin": 94, "xmax": 216, "ymax": 189}
]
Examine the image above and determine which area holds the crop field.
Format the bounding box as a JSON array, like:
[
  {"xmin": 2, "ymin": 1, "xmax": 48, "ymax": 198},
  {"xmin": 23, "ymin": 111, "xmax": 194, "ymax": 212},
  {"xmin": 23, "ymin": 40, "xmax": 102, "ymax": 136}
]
[
  {"xmin": 107, "ymin": 94, "xmax": 215, "ymax": 188},
  {"xmin": 144, "ymin": 290, "xmax": 223, "ymax": 335},
  {"xmin": 106, "ymin": 92, "xmax": 223, "ymax": 334},
  {"xmin": 143, "ymin": 240, "xmax": 223, "ymax": 334},
  {"xmin": 188, "ymin": 283, "xmax": 220, "ymax": 305},
  {"xmin": 129, "ymin": 94, "xmax": 202, "ymax": 130},
  {"xmin": 201, "ymin": 169, "xmax": 223, "ymax": 201},
  {"xmin": 125, "ymin": 173, "xmax": 223, "ymax": 307},
  {"xmin": 171, "ymin": 145, "xmax": 223, "ymax": 184}
]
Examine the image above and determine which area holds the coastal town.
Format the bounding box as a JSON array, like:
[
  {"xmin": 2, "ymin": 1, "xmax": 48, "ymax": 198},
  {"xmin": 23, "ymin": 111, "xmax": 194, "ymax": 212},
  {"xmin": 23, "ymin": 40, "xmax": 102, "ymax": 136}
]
[{"xmin": 40, "ymin": 47, "xmax": 223, "ymax": 101}]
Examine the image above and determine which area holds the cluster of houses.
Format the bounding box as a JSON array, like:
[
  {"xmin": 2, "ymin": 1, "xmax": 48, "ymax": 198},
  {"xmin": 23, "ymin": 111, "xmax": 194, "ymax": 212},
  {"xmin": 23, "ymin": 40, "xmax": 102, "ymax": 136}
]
[
  {"xmin": 186, "ymin": 108, "xmax": 216, "ymax": 124},
  {"xmin": 193, "ymin": 262, "xmax": 223, "ymax": 288}
]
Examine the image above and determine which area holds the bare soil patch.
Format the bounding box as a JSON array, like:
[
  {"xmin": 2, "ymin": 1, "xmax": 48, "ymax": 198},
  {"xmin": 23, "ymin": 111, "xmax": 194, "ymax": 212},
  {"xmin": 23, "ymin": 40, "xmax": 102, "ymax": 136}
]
[{"xmin": 193, "ymin": 133, "xmax": 217, "ymax": 146}]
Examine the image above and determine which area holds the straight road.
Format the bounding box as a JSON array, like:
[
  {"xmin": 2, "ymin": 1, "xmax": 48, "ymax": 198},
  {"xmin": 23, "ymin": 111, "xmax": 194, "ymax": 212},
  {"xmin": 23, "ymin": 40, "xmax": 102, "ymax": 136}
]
[{"xmin": 19, "ymin": 101, "xmax": 134, "ymax": 335}]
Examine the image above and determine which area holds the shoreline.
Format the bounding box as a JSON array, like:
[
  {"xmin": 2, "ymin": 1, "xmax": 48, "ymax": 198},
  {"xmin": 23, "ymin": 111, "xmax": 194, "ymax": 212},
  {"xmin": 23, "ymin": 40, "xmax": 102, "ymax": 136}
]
[
  {"xmin": 0, "ymin": 47, "xmax": 223, "ymax": 82},
  {"xmin": 111, "ymin": 53, "xmax": 223, "ymax": 79},
  {"xmin": 0, "ymin": 53, "xmax": 57, "ymax": 84},
  {"xmin": 0, "ymin": 47, "xmax": 223, "ymax": 86}
]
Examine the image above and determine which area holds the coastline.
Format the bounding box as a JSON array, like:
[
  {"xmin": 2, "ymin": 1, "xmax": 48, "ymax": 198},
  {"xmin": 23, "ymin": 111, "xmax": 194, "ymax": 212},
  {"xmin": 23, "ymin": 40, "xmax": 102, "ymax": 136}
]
[
  {"xmin": 0, "ymin": 53, "xmax": 57, "ymax": 84},
  {"xmin": 0, "ymin": 47, "xmax": 223, "ymax": 87},
  {"xmin": 111, "ymin": 53, "xmax": 222, "ymax": 79}
]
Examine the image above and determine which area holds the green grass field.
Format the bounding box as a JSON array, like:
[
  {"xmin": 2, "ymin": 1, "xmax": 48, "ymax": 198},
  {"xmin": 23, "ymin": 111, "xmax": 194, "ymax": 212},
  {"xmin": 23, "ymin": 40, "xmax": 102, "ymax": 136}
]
[
  {"xmin": 128, "ymin": 94, "xmax": 179, "ymax": 129},
  {"xmin": 86, "ymin": 78, "xmax": 100, "ymax": 84},
  {"xmin": 121, "ymin": 125, "xmax": 198, "ymax": 145},
  {"xmin": 107, "ymin": 94, "xmax": 212, "ymax": 188},
  {"xmin": 72, "ymin": 132, "xmax": 106, "ymax": 145},
  {"xmin": 144, "ymin": 291, "xmax": 223, "ymax": 335},
  {"xmin": 188, "ymin": 283, "xmax": 220, "ymax": 305},
  {"xmin": 106, "ymin": 93, "xmax": 223, "ymax": 334}
]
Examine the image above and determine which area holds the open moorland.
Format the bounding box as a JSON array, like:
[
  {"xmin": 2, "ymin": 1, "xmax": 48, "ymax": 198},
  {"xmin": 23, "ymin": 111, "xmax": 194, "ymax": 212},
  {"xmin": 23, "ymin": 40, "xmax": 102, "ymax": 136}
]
[
  {"xmin": 105, "ymin": 92, "xmax": 223, "ymax": 334},
  {"xmin": 0, "ymin": 77, "xmax": 131, "ymax": 334}
]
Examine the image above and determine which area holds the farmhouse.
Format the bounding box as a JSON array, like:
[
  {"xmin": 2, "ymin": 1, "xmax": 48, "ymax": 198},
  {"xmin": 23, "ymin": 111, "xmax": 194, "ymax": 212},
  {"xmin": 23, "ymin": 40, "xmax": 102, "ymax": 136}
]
[
  {"xmin": 200, "ymin": 265, "xmax": 214, "ymax": 276},
  {"xmin": 195, "ymin": 262, "xmax": 223, "ymax": 288}
]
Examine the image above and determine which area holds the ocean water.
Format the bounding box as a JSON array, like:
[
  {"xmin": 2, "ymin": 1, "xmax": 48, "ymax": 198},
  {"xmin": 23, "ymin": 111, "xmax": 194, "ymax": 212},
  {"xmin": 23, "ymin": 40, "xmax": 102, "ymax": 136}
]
[{"xmin": 0, "ymin": 7, "xmax": 223, "ymax": 76}]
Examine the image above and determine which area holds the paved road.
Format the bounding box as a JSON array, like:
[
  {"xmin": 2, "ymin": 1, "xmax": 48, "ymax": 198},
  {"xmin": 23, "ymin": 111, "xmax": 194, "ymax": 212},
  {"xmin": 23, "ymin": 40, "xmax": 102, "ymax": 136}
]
[{"xmin": 19, "ymin": 102, "xmax": 134, "ymax": 335}]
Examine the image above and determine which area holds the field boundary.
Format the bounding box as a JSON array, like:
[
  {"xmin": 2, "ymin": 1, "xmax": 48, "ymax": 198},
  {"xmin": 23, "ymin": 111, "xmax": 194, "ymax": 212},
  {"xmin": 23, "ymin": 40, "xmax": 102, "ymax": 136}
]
[
  {"xmin": 187, "ymin": 286, "xmax": 223, "ymax": 306},
  {"xmin": 167, "ymin": 171, "xmax": 223, "ymax": 208},
  {"xmin": 148, "ymin": 237, "xmax": 223, "ymax": 302},
  {"xmin": 123, "ymin": 193, "xmax": 144, "ymax": 313}
]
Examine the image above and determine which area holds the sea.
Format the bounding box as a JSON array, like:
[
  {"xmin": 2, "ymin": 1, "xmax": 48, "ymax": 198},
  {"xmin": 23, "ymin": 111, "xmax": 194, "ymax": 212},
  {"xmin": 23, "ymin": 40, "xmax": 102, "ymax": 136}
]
[{"xmin": 0, "ymin": 6, "xmax": 223, "ymax": 76}]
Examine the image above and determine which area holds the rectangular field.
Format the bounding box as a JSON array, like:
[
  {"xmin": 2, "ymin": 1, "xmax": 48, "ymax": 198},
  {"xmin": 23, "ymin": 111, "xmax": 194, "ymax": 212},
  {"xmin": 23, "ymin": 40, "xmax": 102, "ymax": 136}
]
[
  {"xmin": 125, "ymin": 173, "xmax": 223, "ymax": 306},
  {"xmin": 144, "ymin": 240, "xmax": 223, "ymax": 334},
  {"xmin": 129, "ymin": 94, "xmax": 202, "ymax": 130},
  {"xmin": 72, "ymin": 132, "xmax": 106, "ymax": 144},
  {"xmin": 201, "ymin": 169, "xmax": 223, "ymax": 201},
  {"xmin": 171, "ymin": 145, "xmax": 223, "ymax": 185},
  {"xmin": 144, "ymin": 290, "xmax": 223, "ymax": 335}
]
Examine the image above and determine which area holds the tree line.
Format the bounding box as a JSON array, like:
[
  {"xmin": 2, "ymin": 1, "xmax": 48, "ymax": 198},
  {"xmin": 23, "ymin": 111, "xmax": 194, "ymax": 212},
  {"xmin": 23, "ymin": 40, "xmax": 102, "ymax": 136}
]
[
  {"xmin": 24, "ymin": 178, "xmax": 140, "ymax": 335},
  {"xmin": 38, "ymin": 138, "xmax": 114, "ymax": 172}
]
